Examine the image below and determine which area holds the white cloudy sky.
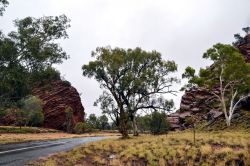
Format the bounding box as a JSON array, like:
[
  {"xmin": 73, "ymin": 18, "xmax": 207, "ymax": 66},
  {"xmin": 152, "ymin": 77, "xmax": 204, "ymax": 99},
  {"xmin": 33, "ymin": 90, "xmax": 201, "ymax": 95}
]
[{"xmin": 1, "ymin": 0, "xmax": 250, "ymax": 116}]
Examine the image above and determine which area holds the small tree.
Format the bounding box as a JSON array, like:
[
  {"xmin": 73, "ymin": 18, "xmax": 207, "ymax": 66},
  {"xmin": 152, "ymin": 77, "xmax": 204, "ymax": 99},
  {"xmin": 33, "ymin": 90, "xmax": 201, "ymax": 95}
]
[
  {"xmin": 183, "ymin": 43, "xmax": 250, "ymax": 126},
  {"xmin": 136, "ymin": 114, "xmax": 151, "ymax": 133},
  {"xmin": 150, "ymin": 111, "xmax": 170, "ymax": 135},
  {"xmin": 15, "ymin": 109, "xmax": 26, "ymax": 129},
  {"xmin": 98, "ymin": 115, "xmax": 109, "ymax": 130},
  {"xmin": 86, "ymin": 114, "xmax": 99, "ymax": 129},
  {"xmin": 64, "ymin": 106, "xmax": 73, "ymax": 133}
]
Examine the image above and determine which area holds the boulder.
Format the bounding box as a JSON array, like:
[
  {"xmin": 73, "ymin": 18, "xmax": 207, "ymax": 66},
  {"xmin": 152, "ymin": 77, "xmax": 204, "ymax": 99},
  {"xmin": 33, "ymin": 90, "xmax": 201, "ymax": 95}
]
[{"xmin": 33, "ymin": 80, "xmax": 85, "ymax": 131}]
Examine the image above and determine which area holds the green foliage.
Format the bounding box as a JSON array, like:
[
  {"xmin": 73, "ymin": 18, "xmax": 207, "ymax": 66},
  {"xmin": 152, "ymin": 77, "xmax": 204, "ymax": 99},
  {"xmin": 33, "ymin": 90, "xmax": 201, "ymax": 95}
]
[
  {"xmin": 9, "ymin": 15, "xmax": 70, "ymax": 72},
  {"xmin": 136, "ymin": 114, "xmax": 151, "ymax": 132},
  {"xmin": 98, "ymin": 115, "xmax": 109, "ymax": 130},
  {"xmin": 182, "ymin": 42, "xmax": 250, "ymax": 126},
  {"xmin": 84, "ymin": 113, "xmax": 111, "ymax": 131},
  {"xmin": 74, "ymin": 122, "xmax": 86, "ymax": 134},
  {"xmin": 0, "ymin": 13, "xmax": 70, "ymax": 108},
  {"xmin": 242, "ymin": 27, "xmax": 250, "ymax": 34},
  {"xmin": 86, "ymin": 113, "xmax": 99, "ymax": 129},
  {"xmin": 31, "ymin": 67, "xmax": 61, "ymax": 84},
  {"xmin": 183, "ymin": 43, "xmax": 250, "ymax": 94},
  {"xmin": 150, "ymin": 111, "xmax": 170, "ymax": 134},
  {"xmin": 84, "ymin": 47, "xmax": 178, "ymax": 137},
  {"xmin": 21, "ymin": 96, "xmax": 44, "ymax": 127},
  {"xmin": 0, "ymin": 0, "xmax": 8, "ymax": 16},
  {"xmin": 182, "ymin": 66, "xmax": 195, "ymax": 79},
  {"xmin": 73, "ymin": 121, "xmax": 98, "ymax": 134},
  {"xmin": 233, "ymin": 27, "xmax": 250, "ymax": 46},
  {"xmin": 64, "ymin": 106, "xmax": 73, "ymax": 133},
  {"xmin": 198, "ymin": 43, "xmax": 250, "ymax": 103}
]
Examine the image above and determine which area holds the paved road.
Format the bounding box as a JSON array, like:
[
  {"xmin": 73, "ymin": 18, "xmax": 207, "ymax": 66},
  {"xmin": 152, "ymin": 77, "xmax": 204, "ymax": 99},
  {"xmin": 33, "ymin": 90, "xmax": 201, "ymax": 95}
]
[{"xmin": 0, "ymin": 136, "xmax": 107, "ymax": 166}]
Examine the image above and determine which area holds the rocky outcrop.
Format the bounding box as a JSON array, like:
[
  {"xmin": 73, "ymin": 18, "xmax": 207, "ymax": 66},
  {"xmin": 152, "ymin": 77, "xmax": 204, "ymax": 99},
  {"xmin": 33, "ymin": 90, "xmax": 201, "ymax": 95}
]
[
  {"xmin": 33, "ymin": 80, "xmax": 85, "ymax": 131},
  {"xmin": 168, "ymin": 34, "xmax": 250, "ymax": 130},
  {"xmin": 238, "ymin": 34, "xmax": 250, "ymax": 62},
  {"xmin": 180, "ymin": 87, "xmax": 218, "ymax": 113},
  {"xmin": 168, "ymin": 86, "xmax": 223, "ymax": 130}
]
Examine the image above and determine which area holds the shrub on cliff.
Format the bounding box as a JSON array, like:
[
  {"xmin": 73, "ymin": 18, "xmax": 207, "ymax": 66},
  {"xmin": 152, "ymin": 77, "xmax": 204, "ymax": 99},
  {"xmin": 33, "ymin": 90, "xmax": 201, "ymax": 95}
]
[{"xmin": 21, "ymin": 96, "xmax": 44, "ymax": 127}]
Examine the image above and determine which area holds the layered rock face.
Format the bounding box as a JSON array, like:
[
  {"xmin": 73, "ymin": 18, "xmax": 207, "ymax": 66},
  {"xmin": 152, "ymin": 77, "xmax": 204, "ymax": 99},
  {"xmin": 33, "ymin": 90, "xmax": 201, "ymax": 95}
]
[
  {"xmin": 168, "ymin": 34, "xmax": 250, "ymax": 130},
  {"xmin": 33, "ymin": 80, "xmax": 85, "ymax": 130}
]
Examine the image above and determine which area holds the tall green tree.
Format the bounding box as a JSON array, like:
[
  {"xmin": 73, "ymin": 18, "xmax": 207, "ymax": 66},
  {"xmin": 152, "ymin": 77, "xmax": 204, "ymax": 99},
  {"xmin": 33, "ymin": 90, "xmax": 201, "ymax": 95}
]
[
  {"xmin": 9, "ymin": 15, "xmax": 70, "ymax": 73},
  {"xmin": 83, "ymin": 47, "xmax": 178, "ymax": 138},
  {"xmin": 183, "ymin": 43, "xmax": 250, "ymax": 126},
  {"xmin": 0, "ymin": 14, "xmax": 70, "ymax": 107}
]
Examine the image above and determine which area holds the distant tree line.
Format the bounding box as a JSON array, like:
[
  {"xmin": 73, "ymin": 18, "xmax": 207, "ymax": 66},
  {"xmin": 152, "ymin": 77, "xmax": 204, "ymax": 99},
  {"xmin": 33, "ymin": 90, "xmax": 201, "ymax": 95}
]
[{"xmin": 73, "ymin": 111, "xmax": 170, "ymax": 135}]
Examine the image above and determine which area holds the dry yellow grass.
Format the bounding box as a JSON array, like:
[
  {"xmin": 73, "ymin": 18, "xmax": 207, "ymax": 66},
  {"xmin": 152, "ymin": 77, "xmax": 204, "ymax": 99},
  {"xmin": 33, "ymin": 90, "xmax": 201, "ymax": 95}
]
[
  {"xmin": 34, "ymin": 131, "xmax": 250, "ymax": 166},
  {"xmin": 0, "ymin": 131, "xmax": 121, "ymax": 144}
]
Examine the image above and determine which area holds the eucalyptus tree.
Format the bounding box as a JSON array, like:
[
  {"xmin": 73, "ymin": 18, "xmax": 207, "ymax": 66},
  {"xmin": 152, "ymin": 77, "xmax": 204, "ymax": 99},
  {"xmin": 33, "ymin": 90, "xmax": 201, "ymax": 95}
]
[
  {"xmin": 83, "ymin": 47, "xmax": 178, "ymax": 138},
  {"xmin": 0, "ymin": 14, "xmax": 70, "ymax": 107},
  {"xmin": 183, "ymin": 43, "xmax": 250, "ymax": 126}
]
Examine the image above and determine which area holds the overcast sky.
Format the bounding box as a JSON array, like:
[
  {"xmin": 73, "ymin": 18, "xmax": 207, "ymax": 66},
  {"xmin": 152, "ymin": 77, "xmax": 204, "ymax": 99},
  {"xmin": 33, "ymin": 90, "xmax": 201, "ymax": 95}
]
[{"xmin": 1, "ymin": 0, "xmax": 250, "ymax": 116}]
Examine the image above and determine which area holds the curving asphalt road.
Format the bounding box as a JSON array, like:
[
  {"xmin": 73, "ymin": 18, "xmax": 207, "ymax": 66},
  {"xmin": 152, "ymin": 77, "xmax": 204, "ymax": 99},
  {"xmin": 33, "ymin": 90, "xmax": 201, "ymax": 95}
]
[{"xmin": 0, "ymin": 136, "xmax": 107, "ymax": 166}]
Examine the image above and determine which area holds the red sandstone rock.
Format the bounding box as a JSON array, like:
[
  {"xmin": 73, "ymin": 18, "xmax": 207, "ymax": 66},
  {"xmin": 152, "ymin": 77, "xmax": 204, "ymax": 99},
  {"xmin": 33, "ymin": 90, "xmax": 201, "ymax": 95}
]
[
  {"xmin": 33, "ymin": 80, "xmax": 85, "ymax": 131},
  {"xmin": 168, "ymin": 34, "xmax": 250, "ymax": 130}
]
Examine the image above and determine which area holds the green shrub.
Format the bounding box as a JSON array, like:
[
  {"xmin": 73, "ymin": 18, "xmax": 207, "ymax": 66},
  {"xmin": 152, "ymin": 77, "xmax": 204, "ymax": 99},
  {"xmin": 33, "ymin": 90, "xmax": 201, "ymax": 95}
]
[
  {"xmin": 73, "ymin": 122, "xmax": 96, "ymax": 134},
  {"xmin": 74, "ymin": 122, "xmax": 85, "ymax": 134},
  {"xmin": 150, "ymin": 111, "xmax": 170, "ymax": 135},
  {"xmin": 21, "ymin": 96, "xmax": 44, "ymax": 127}
]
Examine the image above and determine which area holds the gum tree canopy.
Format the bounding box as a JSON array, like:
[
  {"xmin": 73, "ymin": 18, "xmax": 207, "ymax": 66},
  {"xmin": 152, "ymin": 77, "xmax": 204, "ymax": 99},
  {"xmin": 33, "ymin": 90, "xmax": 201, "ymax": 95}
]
[
  {"xmin": 183, "ymin": 43, "xmax": 250, "ymax": 126},
  {"xmin": 82, "ymin": 47, "xmax": 178, "ymax": 138},
  {"xmin": 0, "ymin": 14, "xmax": 70, "ymax": 107}
]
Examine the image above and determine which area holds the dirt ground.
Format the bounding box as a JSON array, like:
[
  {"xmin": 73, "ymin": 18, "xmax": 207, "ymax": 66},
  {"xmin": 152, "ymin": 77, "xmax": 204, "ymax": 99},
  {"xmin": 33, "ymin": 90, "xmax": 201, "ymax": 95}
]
[{"xmin": 0, "ymin": 132, "xmax": 121, "ymax": 144}]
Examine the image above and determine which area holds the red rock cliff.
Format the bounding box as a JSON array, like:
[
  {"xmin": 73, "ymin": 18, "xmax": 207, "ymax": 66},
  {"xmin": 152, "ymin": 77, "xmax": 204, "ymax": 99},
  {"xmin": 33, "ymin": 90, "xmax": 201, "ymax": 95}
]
[
  {"xmin": 168, "ymin": 34, "xmax": 250, "ymax": 130},
  {"xmin": 33, "ymin": 80, "xmax": 85, "ymax": 131}
]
